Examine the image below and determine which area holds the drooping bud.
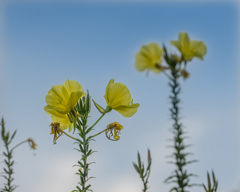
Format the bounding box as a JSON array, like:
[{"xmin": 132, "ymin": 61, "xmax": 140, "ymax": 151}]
[
  {"xmin": 105, "ymin": 122, "xmax": 123, "ymax": 141},
  {"xmin": 27, "ymin": 138, "xmax": 37, "ymax": 150},
  {"xmin": 181, "ymin": 69, "xmax": 190, "ymax": 79}
]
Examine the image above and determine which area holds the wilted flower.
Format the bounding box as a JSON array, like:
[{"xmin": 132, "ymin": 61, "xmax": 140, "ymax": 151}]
[
  {"xmin": 105, "ymin": 122, "xmax": 123, "ymax": 141},
  {"xmin": 181, "ymin": 69, "xmax": 190, "ymax": 79},
  {"xmin": 104, "ymin": 79, "xmax": 140, "ymax": 117},
  {"xmin": 50, "ymin": 122, "xmax": 62, "ymax": 144},
  {"xmin": 170, "ymin": 32, "xmax": 207, "ymax": 61},
  {"xmin": 135, "ymin": 43, "xmax": 164, "ymax": 73},
  {"xmin": 27, "ymin": 138, "xmax": 37, "ymax": 150},
  {"xmin": 44, "ymin": 79, "xmax": 86, "ymax": 130}
]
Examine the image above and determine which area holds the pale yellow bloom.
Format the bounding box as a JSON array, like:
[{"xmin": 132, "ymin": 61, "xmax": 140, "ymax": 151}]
[
  {"xmin": 170, "ymin": 32, "xmax": 207, "ymax": 61},
  {"xmin": 105, "ymin": 122, "xmax": 123, "ymax": 141},
  {"xmin": 104, "ymin": 79, "xmax": 139, "ymax": 117},
  {"xmin": 135, "ymin": 43, "xmax": 163, "ymax": 73},
  {"xmin": 44, "ymin": 79, "xmax": 85, "ymax": 130}
]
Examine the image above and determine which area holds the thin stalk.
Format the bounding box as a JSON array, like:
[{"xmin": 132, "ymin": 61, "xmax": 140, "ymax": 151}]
[
  {"xmin": 88, "ymin": 113, "xmax": 105, "ymax": 130},
  {"xmin": 57, "ymin": 128, "xmax": 80, "ymax": 142},
  {"xmin": 89, "ymin": 127, "xmax": 109, "ymax": 138},
  {"xmin": 11, "ymin": 140, "xmax": 28, "ymax": 151},
  {"xmin": 82, "ymin": 120, "xmax": 88, "ymax": 191}
]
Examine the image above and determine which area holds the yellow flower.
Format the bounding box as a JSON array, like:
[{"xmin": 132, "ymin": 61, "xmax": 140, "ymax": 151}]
[
  {"xmin": 135, "ymin": 43, "xmax": 164, "ymax": 73},
  {"xmin": 104, "ymin": 79, "xmax": 139, "ymax": 117},
  {"xmin": 27, "ymin": 138, "xmax": 37, "ymax": 150},
  {"xmin": 170, "ymin": 32, "xmax": 207, "ymax": 61},
  {"xmin": 44, "ymin": 79, "xmax": 86, "ymax": 130},
  {"xmin": 105, "ymin": 122, "xmax": 123, "ymax": 141}
]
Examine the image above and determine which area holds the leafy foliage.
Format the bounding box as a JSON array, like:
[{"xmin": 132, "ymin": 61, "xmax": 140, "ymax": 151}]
[{"xmin": 133, "ymin": 149, "xmax": 152, "ymax": 192}]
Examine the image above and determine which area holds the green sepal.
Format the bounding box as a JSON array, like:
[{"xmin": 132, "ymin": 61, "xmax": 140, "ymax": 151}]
[
  {"xmin": 92, "ymin": 99, "xmax": 105, "ymax": 114},
  {"xmin": 68, "ymin": 123, "xmax": 74, "ymax": 132},
  {"xmin": 85, "ymin": 90, "xmax": 91, "ymax": 113}
]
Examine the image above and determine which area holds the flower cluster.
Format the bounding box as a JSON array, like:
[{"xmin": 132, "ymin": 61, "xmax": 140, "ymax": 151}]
[
  {"xmin": 135, "ymin": 32, "xmax": 207, "ymax": 78},
  {"xmin": 44, "ymin": 79, "xmax": 139, "ymax": 142}
]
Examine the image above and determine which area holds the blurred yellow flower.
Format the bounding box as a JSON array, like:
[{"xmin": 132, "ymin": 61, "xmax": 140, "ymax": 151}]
[
  {"xmin": 105, "ymin": 122, "xmax": 123, "ymax": 141},
  {"xmin": 170, "ymin": 32, "xmax": 207, "ymax": 61},
  {"xmin": 44, "ymin": 79, "xmax": 85, "ymax": 130},
  {"xmin": 27, "ymin": 138, "xmax": 37, "ymax": 150},
  {"xmin": 104, "ymin": 79, "xmax": 139, "ymax": 117},
  {"xmin": 135, "ymin": 43, "xmax": 163, "ymax": 73},
  {"xmin": 181, "ymin": 69, "xmax": 190, "ymax": 79}
]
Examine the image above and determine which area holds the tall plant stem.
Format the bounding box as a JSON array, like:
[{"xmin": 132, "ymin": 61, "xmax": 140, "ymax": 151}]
[
  {"xmin": 75, "ymin": 113, "xmax": 93, "ymax": 192},
  {"xmin": 1, "ymin": 141, "xmax": 17, "ymax": 192},
  {"xmin": 165, "ymin": 66, "xmax": 197, "ymax": 192}
]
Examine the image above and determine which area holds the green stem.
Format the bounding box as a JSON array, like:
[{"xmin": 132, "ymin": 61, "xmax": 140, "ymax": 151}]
[
  {"xmin": 89, "ymin": 113, "xmax": 105, "ymax": 130},
  {"xmin": 89, "ymin": 127, "xmax": 109, "ymax": 138},
  {"xmin": 11, "ymin": 140, "xmax": 28, "ymax": 151},
  {"xmin": 75, "ymin": 114, "xmax": 93, "ymax": 191},
  {"xmin": 58, "ymin": 128, "xmax": 80, "ymax": 142},
  {"xmin": 82, "ymin": 122, "xmax": 87, "ymax": 190}
]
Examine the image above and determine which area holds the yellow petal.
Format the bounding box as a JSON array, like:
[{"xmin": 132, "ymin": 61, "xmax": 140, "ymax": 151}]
[
  {"xmin": 51, "ymin": 115, "xmax": 70, "ymax": 130},
  {"xmin": 179, "ymin": 32, "xmax": 190, "ymax": 53},
  {"xmin": 170, "ymin": 40, "xmax": 181, "ymax": 51},
  {"xmin": 190, "ymin": 41, "xmax": 207, "ymax": 60},
  {"xmin": 63, "ymin": 79, "xmax": 83, "ymax": 94},
  {"xmin": 135, "ymin": 43, "xmax": 163, "ymax": 72},
  {"xmin": 45, "ymin": 85, "xmax": 67, "ymax": 107},
  {"xmin": 146, "ymin": 43, "xmax": 163, "ymax": 61},
  {"xmin": 44, "ymin": 104, "xmax": 68, "ymax": 115},
  {"xmin": 151, "ymin": 65, "xmax": 162, "ymax": 73},
  {"xmin": 105, "ymin": 82, "xmax": 131, "ymax": 108},
  {"xmin": 135, "ymin": 52, "xmax": 153, "ymax": 71},
  {"xmin": 66, "ymin": 91, "xmax": 86, "ymax": 110},
  {"xmin": 114, "ymin": 103, "xmax": 140, "ymax": 117},
  {"xmin": 44, "ymin": 105, "xmax": 68, "ymax": 117},
  {"xmin": 44, "ymin": 79, "xmax": 86, "ymax": 116},
  {"xmin": 44, "ymin": 106, "xmax": 70, "ymax": 130},
  {"xmin": 104, "ymin": 79, "xmax": 114, "ymax": 104}
]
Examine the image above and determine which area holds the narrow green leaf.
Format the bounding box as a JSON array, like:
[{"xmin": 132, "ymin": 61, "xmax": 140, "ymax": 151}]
[
  {"xmin": 137, "ymin": 152, "xmax": 141, "ymax": 168},
  {"xmin": 207, "ymin": 172, "xmax": 211, "ymax": 190},
  {"xmin": 132, "ymin": 163, "xmax": 140, "ymax": 173}
]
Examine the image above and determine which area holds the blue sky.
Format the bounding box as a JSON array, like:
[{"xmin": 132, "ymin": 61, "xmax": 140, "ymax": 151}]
[{"xmin": 0, "ymin": 1, "xmax": 239, "ymax": 192}]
